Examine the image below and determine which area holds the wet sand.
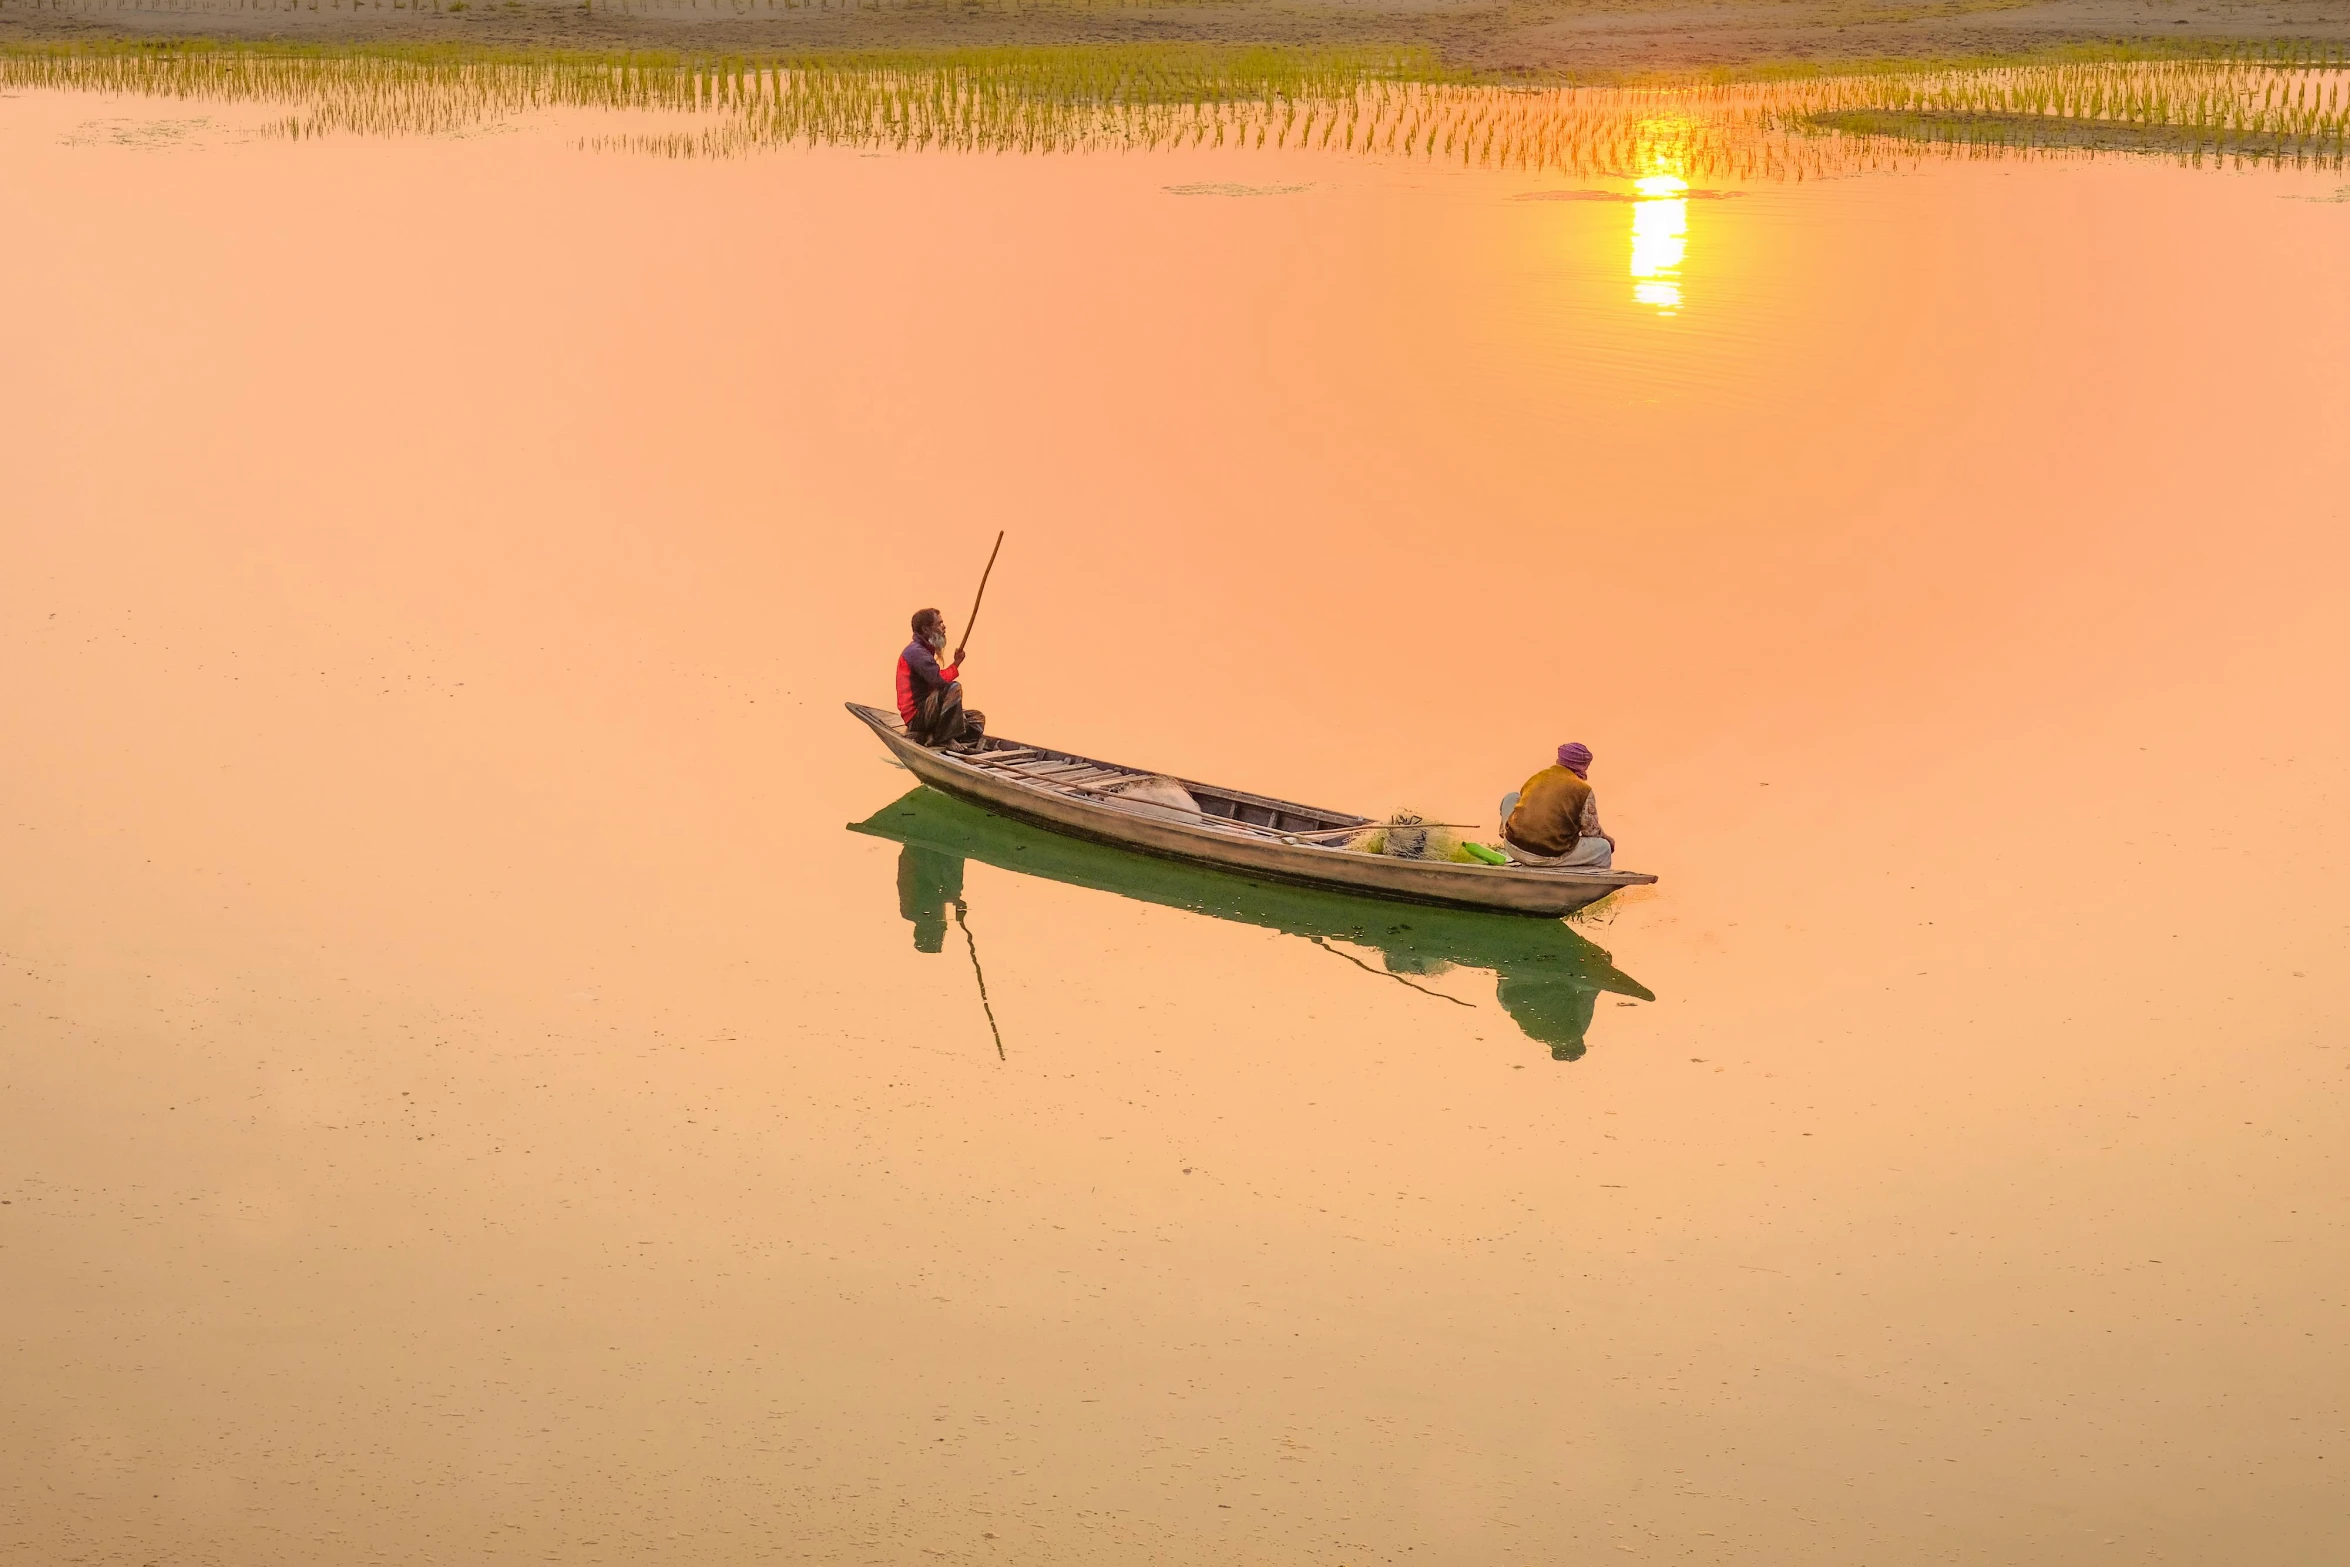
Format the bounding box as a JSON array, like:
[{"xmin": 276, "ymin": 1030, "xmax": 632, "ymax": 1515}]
[
  {"xmin": 4, "ymin": 81, "xmax": 2349, "ymax": 1567},
  {"xmin": 5, "ymin": 0, "xmax": 2350, "ymax": 74}
]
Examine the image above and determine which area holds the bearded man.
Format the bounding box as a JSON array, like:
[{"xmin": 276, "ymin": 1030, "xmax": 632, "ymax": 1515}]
[{"xmin": 896, "ymin": 608, "xmax": 985, "ymax": 749}]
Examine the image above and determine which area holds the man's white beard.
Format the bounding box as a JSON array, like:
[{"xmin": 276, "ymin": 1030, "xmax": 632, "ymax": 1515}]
[{"xmin": 923, "ymin": 630, "xmax": 946, "ymax": 651}]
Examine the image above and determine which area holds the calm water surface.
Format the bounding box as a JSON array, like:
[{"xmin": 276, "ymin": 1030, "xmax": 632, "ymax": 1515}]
[{"xmin": 4, "ymin": 83, "xmax": 2348, "ymax": 1565}]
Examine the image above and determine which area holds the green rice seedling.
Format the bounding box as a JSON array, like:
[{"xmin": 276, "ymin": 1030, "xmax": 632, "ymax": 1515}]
[{"xmin": 2, "ymin": 39, "xmax": 2340, "ymax": 174}]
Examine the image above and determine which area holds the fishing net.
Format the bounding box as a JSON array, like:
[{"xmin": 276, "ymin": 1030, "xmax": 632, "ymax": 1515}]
[{"xmin": 1339, "ymin": 810, "xmax": 1484, "ymax": 863}]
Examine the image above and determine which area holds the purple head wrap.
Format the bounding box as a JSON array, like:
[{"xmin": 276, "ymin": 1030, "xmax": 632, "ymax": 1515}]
[{"xmin": 1557, "ymin": 742, "xmax": 1593, "ymax": 779}]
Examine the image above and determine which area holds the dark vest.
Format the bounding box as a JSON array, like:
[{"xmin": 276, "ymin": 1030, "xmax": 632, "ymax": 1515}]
[{"xmin": 1504, "ymin": 765, "xmax": 1591, "ymax": 857}]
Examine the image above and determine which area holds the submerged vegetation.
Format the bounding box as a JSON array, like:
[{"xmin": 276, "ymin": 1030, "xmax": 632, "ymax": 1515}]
[{"xmin": 2, "ymin": 38, "xmax": 2344, "ymax": 173}]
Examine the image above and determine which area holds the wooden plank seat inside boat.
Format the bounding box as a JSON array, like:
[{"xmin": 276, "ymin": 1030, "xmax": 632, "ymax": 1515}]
[{"xmin": 961, "ymin": 738, "xmax": 1356, "ymax": 838}]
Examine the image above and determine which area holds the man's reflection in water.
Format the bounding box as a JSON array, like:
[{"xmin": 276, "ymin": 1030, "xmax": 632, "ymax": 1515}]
[
  {"xmin": 1496, "ymin": 974, "xmax": 1601, "ymax": 1062},
  {"xmin": 895, "ymin": 844, "xmax": 964, "ymax": 955},
  {"xmin": 894, "ymin": 841, "xmax": 1007, "ymax": 1058},
  {"xmin": 1337, "ymin": 924, "xmax": 1604, "ymax": 1061},
  {"xmin": 863, "ymin": 789, "xmax": 1650, "ymax": 1062}
]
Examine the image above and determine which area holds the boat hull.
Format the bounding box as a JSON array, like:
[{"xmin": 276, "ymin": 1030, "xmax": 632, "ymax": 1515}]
[{"xmin": 847, "ymin": 704, "xmax": 1654, "ymax": 917}]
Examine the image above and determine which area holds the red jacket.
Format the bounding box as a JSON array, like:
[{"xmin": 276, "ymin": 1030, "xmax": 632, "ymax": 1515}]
[{"xmin": 896, "ymin": 641, "xmax": 960, "ymax": 726}]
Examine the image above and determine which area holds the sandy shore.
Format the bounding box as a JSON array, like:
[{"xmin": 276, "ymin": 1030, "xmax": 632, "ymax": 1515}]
[{"xmin": 4, "ymin": 0, "xmax": 2348, "ymax": 74}]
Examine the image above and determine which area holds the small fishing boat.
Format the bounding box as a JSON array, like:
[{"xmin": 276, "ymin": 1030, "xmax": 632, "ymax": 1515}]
[{"xmin": 846, "ymin": 702, "xmax": 1657, "ymax": 917}]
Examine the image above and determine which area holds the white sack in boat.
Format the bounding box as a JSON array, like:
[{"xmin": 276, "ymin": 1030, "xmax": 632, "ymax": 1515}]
[{"xmin": 1104, "ymin": 775, "xmax": 1202, "ymax": 819}]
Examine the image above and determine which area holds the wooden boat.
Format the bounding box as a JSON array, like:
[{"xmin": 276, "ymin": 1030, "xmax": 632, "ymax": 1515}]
[{"xmin": 846, "ymin": 702, "xmax": 1657, "ymax": 917}]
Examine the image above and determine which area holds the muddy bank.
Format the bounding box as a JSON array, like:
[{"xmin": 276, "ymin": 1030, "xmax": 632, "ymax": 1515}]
[{"xmin": 5, "ymin": 0, "xmax": 2349, "ymax": 74}]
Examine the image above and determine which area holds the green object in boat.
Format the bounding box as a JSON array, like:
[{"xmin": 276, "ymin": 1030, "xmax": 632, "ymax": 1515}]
[{"xmin": 1461, "ymin": 841, "xmax": 1510, "ymax": 866}]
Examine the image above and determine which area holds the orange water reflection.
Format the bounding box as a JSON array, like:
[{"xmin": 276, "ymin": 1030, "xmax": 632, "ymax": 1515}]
[{"xmin": 4, "ymin": 80, "xmax": 2349, "ymax": 1567}]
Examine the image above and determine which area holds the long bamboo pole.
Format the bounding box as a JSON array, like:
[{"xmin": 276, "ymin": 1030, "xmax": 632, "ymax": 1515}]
[
  {"xmin": 953, "ymin": 899, "xmax": 1006, "ymax": 1060},
  {"xmin": 955, "ymin": 530, "xmax": 1006, "ymax": 661}
]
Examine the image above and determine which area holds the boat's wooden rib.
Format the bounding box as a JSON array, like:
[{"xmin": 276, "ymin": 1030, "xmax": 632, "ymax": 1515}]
[
  {"xmin": 990, "ymin": 763, "xmax": 1129, "ymax": 793},
  {"xmin": 845, "ymin": 701, "xmax": 1656, "ymax": 916},
  {"xmin": 986, "ymin": 758, "xmax": 1100, "ymax": 781},
  {"xmin": 1023, "ymin": 764, "xmax": 1122, "ymax": 784}
]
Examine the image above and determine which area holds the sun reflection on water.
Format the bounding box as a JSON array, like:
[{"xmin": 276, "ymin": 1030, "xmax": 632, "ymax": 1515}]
[{"xmin": 1629, "ymin": 172, "xmax": 1689, "ymax": 316}]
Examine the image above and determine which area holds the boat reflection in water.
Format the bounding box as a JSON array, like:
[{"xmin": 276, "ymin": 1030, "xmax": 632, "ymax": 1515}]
[{"xmin": 851, "ymin": 787, "xmax": 1655, "ymax": 1061}]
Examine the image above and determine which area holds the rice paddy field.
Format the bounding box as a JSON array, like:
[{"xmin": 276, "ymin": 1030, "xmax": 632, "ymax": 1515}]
[
  {"xmin": 5, "ymin": 41, "xmax": 2350, "ymax": 168},
  {"xmin": 4, "ymin": 38, "xmax": 2348, "ymax": 1567}
]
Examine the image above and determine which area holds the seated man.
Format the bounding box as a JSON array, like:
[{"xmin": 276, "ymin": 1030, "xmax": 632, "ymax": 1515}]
[
  {"xmin": 1500, "ymin": 741, "xmax": 1614, "ymax": 869},
  {"xmin": 896, "ymin": 608, "xmax": 985, "ymax": 749}
]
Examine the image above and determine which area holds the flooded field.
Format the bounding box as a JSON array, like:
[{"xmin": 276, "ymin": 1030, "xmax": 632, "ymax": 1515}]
[{"xmin": 4, "ymin": 50, "xmax": 2348, "ymax": 1566}]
